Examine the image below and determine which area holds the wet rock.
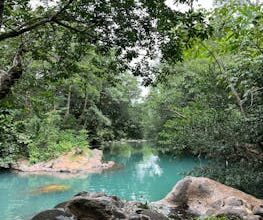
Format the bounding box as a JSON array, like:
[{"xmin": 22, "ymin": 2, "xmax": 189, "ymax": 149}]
[{"xmin": 30, "ymin": 209, "xmax": 73, "ymax": 220}]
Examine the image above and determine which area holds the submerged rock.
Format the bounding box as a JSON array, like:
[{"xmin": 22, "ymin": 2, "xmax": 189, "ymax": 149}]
[
  {"xmin": 152, "ymin": 176, "xmax": 263, "ymax": 219},
  {"xmin": 31, "ymin": 184, "xmax": 70, "ymax": 195}
]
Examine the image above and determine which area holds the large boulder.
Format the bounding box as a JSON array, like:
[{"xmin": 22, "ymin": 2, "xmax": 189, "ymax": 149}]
[
  {"xmin": 30, "ymin": 177, "xmax": 263, "ymax": 220},
  {"xmin": 152, "ymin": 176, "xmax": 263, "ymax": 219},
  {"xmin": 66, "ymin": 192, "xmax": 126, "ymax": 220},
  {"xmin": 13, "ymin": 149, "xmax": 115, "ymax": 175},
  {"xmin": 30, "ymin": 192, "xmax": 169, "ymax": 220}
]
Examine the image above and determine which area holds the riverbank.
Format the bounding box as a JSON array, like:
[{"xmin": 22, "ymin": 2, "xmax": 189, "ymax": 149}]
[{"xmin": 11, "ymin": 148, "xmax": 115, "ymax": 175}]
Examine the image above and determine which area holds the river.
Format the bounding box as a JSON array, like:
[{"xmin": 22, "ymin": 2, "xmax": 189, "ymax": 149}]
[{"xmin": 0, "ymin": 143, "xmax": 204, "ymax": 220}]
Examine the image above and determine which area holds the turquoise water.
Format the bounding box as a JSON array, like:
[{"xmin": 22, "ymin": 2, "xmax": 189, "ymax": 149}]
[{"xmin": 0, "ymin": 146, "xmax": 203, "ymax": 220}]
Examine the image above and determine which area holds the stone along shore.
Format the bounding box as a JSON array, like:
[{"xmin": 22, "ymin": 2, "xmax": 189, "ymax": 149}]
[{"xmin": 31, "ymin": 176, "xmax": 263, "ymax": 220}]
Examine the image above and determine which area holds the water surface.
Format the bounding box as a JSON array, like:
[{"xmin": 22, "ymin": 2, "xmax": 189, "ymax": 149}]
[{"xmin": 0, "ymin": 144, "xmax": 203, "ymax": 220}]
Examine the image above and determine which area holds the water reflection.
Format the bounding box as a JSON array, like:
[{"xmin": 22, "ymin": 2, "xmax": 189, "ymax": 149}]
[
  {"xmin": 137, "ymin": 155, "xmax": 163, "ymax": 181},
  {"xmin": 0, "ymin": 143, "xmax": 201, "ymax": 220}
]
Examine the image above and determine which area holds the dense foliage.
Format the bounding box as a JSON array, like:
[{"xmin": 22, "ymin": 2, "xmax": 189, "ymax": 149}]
[
  {"xmin": 0, "ymin": 0, "xmax": 262, "ymax": 200},
  {"xmin": 0, "ymin": 0, "xmax": 209, "ymax": 166},
  {"xmin": 143, "ymin": 1, "xmax": 263, "ymax": 197},
  {"xmin": 0, "ymin": 48, "xmax": 144, "ymax": 165}
]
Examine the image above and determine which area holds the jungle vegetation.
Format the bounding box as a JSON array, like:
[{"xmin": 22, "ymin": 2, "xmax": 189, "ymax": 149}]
[{"xmin": 0, "ymin": 0, "xmax": 262, "ymax": 198}]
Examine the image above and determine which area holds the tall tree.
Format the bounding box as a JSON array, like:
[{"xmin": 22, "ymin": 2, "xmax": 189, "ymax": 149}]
[{"xmin": 0, "ymin": 0, "xmax": 210, "ymax": 99}]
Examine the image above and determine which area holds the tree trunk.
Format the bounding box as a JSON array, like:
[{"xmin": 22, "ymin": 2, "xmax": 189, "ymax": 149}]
[
  {"xmin": 229, "ymin": 84, "xmax": 246, "ymax": 116},
  {"xmin": 65, "ymin": 85, "xmax": 72, "ymax": 118},
  {"xmin": 80, "ymin": 92, "xmax": 88, "ymax": 118},
  {"xmin": 0, "ymin": 45, "xmax": 23, "ymax": 99},
  {"xmin": 25, "ymin": 91, "xmax": 33, "ymax": 114},
  {"xmin": 80, "ymin": 92, "xmax": 89, "ymax": 128},
  {"xmin": 53, "ymin": 98, "xmax": 57, "ymax": 111}
]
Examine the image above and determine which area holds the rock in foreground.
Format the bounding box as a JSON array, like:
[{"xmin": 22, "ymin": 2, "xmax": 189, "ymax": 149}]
[
  {"xmin": 152, "ymin": 176, "xmax": 263, "ymax": 219},
  {"xmin": 31, "ymin": 191, "xmax": 168, "ymax": 220},
  {"xmin": 30, "ymin": 177, "xmax": 263, "ymax": 220}
]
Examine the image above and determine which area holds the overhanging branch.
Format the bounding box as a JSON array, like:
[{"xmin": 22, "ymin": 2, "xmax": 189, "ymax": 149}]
[
  {"xmin": 52, "ymin": 19, "xmax": 95, "ymax": 39},
  {"xmin": 0, "ymin": 0, "xmax": 74, "ymax": 42},
  {"xmin": 0, "ymin": 17, "xmax": 51, "ymax": 41},
  {"xmin": 53, "ymin": 19, "xmax": 82, "ymax": 33}
]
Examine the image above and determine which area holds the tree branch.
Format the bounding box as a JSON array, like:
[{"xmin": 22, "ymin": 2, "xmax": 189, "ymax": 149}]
[
  {"xmin": 201, "ymin": 41, "xmax": 246, "ymax": 117},
  {"xmin": 0, "ymin": 17, "xmax": 51, "ymax": 41},
  {"xmin": 52, "ymin": 19, "xmax": 95, "ymax": 39},
  {"xmin": 53, "ymin": 19, "xmax": 82, "ymax": 33},
  {"xmin": 0, "ymin": 0, "xmax": 74, "ymax": 42},
  {"xmin": 171, "ymin": 109, "xmax": 187, "ymax": 119},
  {"xmin": 0, "ymin": 0, "xmax": 4, "ymax": 29}
]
